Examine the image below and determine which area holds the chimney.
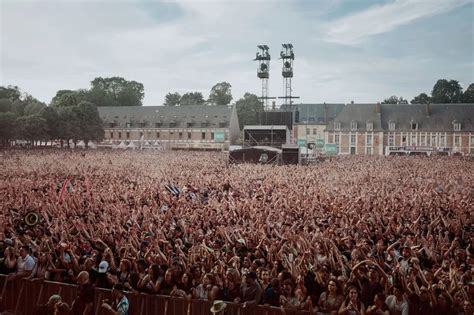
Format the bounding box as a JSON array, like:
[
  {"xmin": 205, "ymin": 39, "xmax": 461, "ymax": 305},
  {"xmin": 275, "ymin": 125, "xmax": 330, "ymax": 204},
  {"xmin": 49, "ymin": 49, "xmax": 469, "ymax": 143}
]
[
  {"xmin": 324, "ymin": 102, "xmax": 329, "ymax": 123},
  {"xmin": 272, "ymin": 101, "xmax": 276, "ymax": 111},
  {"xmin": 351, "ymin": 100, "xmax": 354, "ymax": 104},
  {"xmin": 426, "ymin": 103, "xmax": 432, "ymax": 116},
  {"xmin": 375, "ymin": 102, "xmax": 381, "ymax": 114}
]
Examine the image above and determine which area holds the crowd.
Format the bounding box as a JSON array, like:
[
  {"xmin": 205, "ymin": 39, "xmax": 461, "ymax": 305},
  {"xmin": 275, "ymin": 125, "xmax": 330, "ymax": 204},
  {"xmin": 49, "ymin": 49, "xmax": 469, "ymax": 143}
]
[{"xmin": 0, "ymin": 149, "xmax": 473, "ymax": 315}]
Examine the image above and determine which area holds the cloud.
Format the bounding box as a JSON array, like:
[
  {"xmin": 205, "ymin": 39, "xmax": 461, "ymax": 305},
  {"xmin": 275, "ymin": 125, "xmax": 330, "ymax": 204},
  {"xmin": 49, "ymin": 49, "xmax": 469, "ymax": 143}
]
[{"xmin": 324, "ymin": 0, "xmax": 471, "ymax": 45}]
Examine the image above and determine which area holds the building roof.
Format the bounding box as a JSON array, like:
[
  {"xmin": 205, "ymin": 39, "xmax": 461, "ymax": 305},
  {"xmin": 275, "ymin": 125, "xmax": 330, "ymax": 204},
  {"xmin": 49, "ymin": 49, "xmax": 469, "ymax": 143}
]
[
  {"xmin": 326, "ymin": 103, "xmax": 382, "ymax": 131},
  {"xmin": 380, "ymin": 104, "xmax": 474, "ymax": 131},
  {"xmin": 280, "ymin": 103, "xmax": 345, "ymax": 124},
  {"xmin": 98, "ymin": 105, "xmax": 234, "ymax": 128},
  {"xmin": 326, "ymin": 103, "xmax": 474, "ymax": 132}
]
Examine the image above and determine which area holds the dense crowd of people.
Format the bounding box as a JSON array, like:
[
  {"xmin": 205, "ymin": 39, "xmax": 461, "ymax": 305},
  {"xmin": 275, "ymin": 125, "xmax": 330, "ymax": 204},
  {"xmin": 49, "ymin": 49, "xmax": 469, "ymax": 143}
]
[{"xmin": 0, "ymin": 150, "xmax": 473, "ymax": 315}]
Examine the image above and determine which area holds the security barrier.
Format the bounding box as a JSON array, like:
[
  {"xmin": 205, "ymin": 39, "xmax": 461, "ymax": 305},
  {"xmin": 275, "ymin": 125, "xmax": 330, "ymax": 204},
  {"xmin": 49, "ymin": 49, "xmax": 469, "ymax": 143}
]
[{"xmin": 0, "ymin": 275, "xmax": 310, "ymax": 315}]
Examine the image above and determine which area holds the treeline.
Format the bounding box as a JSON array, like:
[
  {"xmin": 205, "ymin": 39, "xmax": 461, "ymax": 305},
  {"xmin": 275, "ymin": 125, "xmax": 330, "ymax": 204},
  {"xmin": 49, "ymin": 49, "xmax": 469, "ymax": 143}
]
[
  {"xmin": 163, "ymin": 82, "xmax": 233, "ymax": 106},
  {"xmin": 382, "ymin": 79, "xmax": 474, "ymax": 104}
]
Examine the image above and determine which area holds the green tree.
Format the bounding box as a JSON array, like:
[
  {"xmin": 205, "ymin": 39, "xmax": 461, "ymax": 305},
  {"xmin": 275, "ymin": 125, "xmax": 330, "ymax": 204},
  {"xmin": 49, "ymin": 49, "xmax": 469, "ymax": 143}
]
[
  {"xmin": 235, "ymin": 93, "xmax": 264, "ymax": 129},
  {"xmin": 24, "ymin": 101, "xmax": 46, "ymax": 116},
  {"xmin": 74, "ymin": 101, "xmax": 104, "ymax": 147},
  {"xmin": 164, "ymin": 92, "xmax": 181, "ymax": 106},
  {"xmin": 0, "ymin": 86, "xmax": 21, "ymax": 101},
  {"xmin": 461, "ymin": 83, "xmax": 474, "ymax": 103},
  {"xmin": 89, "ymin": 77, "xmax": 144, "ymax": 106},
  {"xmin": 57, "ymin": 106, "xmax": 81, "ymax": 148},
  {"xmin": 0, "ymin": 98, "xmax": 13, "ymax": 113},
  {"xmin": 431, "ymin": 79, "xmax": 463, "ymax": 103},
  {"xmin": 382, "ymin": 95, "xmax": 407, "ymax": 104},
  {"xmin": 16, "ymin": 115, "xmax": 48, "ymax": 145},
  {"xmin": 180, "ymin": 92, "xmax": 205, "ymax": 105},
  {"xmin": 39, "ymin": 107, "xmax": 60, "ymax": 144},
  {"xmin": 411, "ymin": 93, "xmax": 431, "ymax": 104},
  {"xmin": 208, "ymin": 82, "xmax": 232, "ymax": 105},
  {"xmin": 0, "ymin": 112, "xmax": 17, "ymax": 147}
]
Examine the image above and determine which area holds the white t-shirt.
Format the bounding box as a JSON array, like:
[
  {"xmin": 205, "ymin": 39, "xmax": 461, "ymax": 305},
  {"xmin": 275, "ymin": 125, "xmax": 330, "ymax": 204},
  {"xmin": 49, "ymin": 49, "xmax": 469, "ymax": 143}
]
[
  {"xmin": 17, "ymin": 254, "xmax": 36, "ymax": 272},
  {"xmin": 385, "ymin": 295, "xmax": 408, "ymax": 315}
]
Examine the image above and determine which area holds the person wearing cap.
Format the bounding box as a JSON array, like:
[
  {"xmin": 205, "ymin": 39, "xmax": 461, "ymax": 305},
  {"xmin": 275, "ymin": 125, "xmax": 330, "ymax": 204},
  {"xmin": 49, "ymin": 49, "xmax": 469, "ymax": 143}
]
[
  {"xmin": 70, "ymin": 271, "xmax": 94, "ymax": 315},
  {"xmin": 235, "ymin": 271, "xmax": 262, "ymax": 307},
  {"xmin": 210, "ymin": 300, "xmax": 227, "ymax": 314},
  {"xmin": 95, "ymin": 260, "xmax": 113, "ymax": 289},
  {"xmin": 101, "ymin": 283, "xmax": 129, "ymax": 315}
]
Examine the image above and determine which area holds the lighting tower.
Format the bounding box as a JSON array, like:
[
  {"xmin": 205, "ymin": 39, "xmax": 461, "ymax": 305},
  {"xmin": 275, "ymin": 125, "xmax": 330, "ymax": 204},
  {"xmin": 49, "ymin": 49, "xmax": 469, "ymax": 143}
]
[
  {"xmin": 254, "ymin": 45, "xmax": 275, "ymax": 111},
  {"xmin": 278, "ymin": 43, "xmax": 299, "ymax": 107}
]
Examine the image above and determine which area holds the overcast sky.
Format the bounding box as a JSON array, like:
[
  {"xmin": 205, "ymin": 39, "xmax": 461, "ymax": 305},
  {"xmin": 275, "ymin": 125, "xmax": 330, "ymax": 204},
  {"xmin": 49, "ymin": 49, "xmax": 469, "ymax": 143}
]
[{"xmin": 1, "ymin": 0, "xmax": 473, "ymax": 105}]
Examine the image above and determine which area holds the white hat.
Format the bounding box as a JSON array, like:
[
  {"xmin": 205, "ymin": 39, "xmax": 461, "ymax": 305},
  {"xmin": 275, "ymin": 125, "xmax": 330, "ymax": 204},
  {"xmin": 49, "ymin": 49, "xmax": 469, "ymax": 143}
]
[
  {"xmin": 98, "ymin": 261, "xmax": 109, "ymax": 273},
  {"xmin": 210, "ymin": 300, "xmax": 227, "ymax": 313}
]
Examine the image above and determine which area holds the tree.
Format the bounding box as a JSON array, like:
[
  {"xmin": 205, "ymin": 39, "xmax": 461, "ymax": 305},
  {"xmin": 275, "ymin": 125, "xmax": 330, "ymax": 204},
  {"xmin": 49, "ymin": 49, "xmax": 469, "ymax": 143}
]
[
  {"xmin": 208, "ymin": 82, "xmax": 232, "ymax": 105},
  {"xmin": 235, "ymin": 93, "xmax": 264, "ymax": 129},
  {"xmin": 431, "ymin": 79, "xmax": 463, "ymax": 103},
  {"xmin": 461, "ymin": 83, "xmax": 474, "ymax": 103},
  {"xmin": 0, "ymin": 98, "xmax": 13, "ymax": 113},
  {"xmin": 164, "ymin": 92, "xmax": 181, "ymax": 106},
  {"xmin": 180, "ymin": 92, "xmax": 205, "ymax": 105},
  {"xmin": 24, "ymin": 101, "xmax": 46, "ymax": 116},
  {"xmin": 57, "ymin": 107, "xmax": 81, "ymax": 148},
  {"xmin": 0, "ymin": 86, "xmax": 21, "ymax": 102},
  {"xmin": 382, "ymin": 95, "xmax": 407, "ymax": 104},
  {"xmin": 411, "ymin": 93, "xmax": 431, "ymax": 104},
  {"xmin": 51, "ymin": 91, "xmax": 79, "ymax": 107},
  {"xmin": 74, "ymin": 101, "xmax": 104, "ymax": 147},
  {"xmin": 89, "ymin": 77, "xmax": 144, "ymax": 106},
  {"xmin": 39, "ymin": 107, "xmax": 60, "ymax": 143},
  {"xmin": 16, "ymin": 115, "xmax": 48, "ymax": 145},
  {"xmin": 0, "ymin": 112, "xmax": 17, "ymax": 147}
]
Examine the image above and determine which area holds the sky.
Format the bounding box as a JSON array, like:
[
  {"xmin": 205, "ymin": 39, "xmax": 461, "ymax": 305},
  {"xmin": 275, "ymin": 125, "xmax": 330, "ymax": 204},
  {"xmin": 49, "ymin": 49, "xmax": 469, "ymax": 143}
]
[{"xmin": 1, "ymin": 0, "xmax": 473, "ymax": 106}]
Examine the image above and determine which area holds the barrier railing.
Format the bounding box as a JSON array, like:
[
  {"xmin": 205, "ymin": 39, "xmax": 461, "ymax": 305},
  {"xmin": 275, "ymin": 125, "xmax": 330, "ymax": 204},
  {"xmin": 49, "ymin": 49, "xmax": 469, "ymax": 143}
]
[{"xmin": 0, "ymin": 275, "xmax": 310, "ymax": 315}]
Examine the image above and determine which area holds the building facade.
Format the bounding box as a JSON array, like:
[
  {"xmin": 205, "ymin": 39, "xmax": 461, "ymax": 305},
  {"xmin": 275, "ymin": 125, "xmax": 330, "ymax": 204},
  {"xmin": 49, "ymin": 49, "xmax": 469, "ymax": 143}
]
[
  {"xmin": 325, "ymin": 103, "xmax": 474, "ymax": 156},
  {"xmin": 98, "ymin": 105, "xmax": 240, "ymax": 150}
]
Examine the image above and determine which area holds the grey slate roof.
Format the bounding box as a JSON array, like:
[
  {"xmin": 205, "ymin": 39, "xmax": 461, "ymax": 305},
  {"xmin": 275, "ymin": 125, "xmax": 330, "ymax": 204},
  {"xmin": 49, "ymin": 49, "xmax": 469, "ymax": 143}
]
[
  {"xmin": 280, "ymin": 103, "xmax": 345, "ymax": 124},
  {"xmin": 327, "ymin": 103, "xmax": 474, "ymax": 132},
  {"xmin": 98, "ymin": 105, "xmax": 234, "ymax": 128},
  {"xmin": 380, "ymin": 104, "xmax": 474, "ymax": 131},
  {"xmin": 326, "ymin": 104, "xmax": 382, "ymax": 131}
]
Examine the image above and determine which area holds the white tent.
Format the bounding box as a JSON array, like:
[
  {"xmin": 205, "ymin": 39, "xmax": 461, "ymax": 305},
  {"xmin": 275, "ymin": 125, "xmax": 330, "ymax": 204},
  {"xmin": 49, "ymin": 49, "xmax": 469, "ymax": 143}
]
[
  {"xmin": 88, "ymin": 141, "xmax": 97, "ymax": 149},
  {"xmin": 144, "ymin": 140, "xmax": 151, "ymax": 146},
  {"xmin": 76, "ymin": 140, "xmax": 85, "ymax": 148},
  {"xmin": 117, "ymin": 141, "xmax": 127, "ymax": 149},
  {"xmin": 126, "ymin": 141, "xmax": 137, "ymax": 149}
]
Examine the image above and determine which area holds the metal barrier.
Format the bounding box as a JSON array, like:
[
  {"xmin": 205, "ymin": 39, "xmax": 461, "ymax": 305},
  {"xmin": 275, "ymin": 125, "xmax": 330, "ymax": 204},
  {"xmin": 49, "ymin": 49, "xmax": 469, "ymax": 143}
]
[{"xmin": 0, "ymin": 275, "xmax": 310, "ymax": 315}]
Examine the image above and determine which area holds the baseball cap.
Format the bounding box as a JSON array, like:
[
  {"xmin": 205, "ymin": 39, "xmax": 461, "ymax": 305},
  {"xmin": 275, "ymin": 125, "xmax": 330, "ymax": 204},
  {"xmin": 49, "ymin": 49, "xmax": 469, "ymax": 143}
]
[
  {"xmin": 98, "ymin": 261, "xmax": 109, "ymax": 273},
  {"xmin": 246, "ymin": 271, "xmax": 258, "ymax": 279}
]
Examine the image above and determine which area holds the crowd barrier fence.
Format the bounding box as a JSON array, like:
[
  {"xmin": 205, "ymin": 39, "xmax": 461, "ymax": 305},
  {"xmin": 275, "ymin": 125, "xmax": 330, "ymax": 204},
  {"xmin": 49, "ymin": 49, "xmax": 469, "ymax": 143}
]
[{"xmin": 0, "ymin": 275, "xmax": 310, "ymax": 315}]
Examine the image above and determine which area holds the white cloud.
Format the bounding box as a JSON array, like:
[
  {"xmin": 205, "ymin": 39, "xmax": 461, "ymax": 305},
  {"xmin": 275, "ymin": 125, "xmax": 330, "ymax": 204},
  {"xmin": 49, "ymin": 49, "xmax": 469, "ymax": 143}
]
[{"xmin": 324, "ymin": 0, "xmax": 471, "ymax": 45}]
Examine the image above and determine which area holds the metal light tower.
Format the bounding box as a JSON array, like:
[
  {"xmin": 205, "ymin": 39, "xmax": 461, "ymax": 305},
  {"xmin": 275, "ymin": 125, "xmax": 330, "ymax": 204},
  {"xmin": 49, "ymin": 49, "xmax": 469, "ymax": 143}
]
[
  {"xmin": 278, "ymin": 43, "xmax": 299, "ymax": 107},
  {"xmin": 254, "ymin": 45, "xmax": 275, "ymax": 111}
]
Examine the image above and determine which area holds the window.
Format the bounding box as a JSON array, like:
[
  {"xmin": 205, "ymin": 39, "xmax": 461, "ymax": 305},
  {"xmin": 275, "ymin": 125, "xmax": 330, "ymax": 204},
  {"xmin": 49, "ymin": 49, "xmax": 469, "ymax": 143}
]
[
  {"xmin": 126, "ymin": 132, "xmax": 130, "ymax": 139},
  {"xmin": 454, "ymin": 136, "xmax": 460, "ymax": 147},
  {"xmin": 440, "ymin": 135, "xmax": 446, "ymax": 147},
  {"xmin": 471, "ymin": 136, "xmax": 474, "ymax": 145},
  {"xmin": 454, "ymin": 122, "xmax": 461, "ymax": 131},
  {"xmin": 334, "ymin": 122, "xmax": 341, "ymax": 131},
  {"xmin": 351, "ymin": 121, "xmax": 357, "ymax": 131},
  {"xmin": 188, "ymin": 132, "xmax": 192, "ymax": 139},
  {"xmin": 155, "ymin": 122, "xmax": 162, "ymax": 128},
  {"xmin": 411, "ymin": 134, "xmax": 417, "ymax": 146},
  {"xmin": 179, "ymin": 132, "xmax": 183, "ymax": 139},
  {"xmin": 420, "ymin": 135, "xmax": 426, "ymax": 146},
  {"xmin": 411, "ymin": 122, "xmax": 418, "ymax": 130},
  {"xmin": 156, "ymin": 132, "xmax": 160, "ymax": 139},
  {"xmin": 170, "ymin": 122, "xmax": 176, "ymax": 128},
  {"xmin": 366, "ymin": 134, "xmax": 372, "ymax": 146},
  {"xmin": 402, "ymin": 135, "xmax": 407, "ymax": 146},
  {"xmin": 139, "ymin": 132, "xmax": 143, "ymax": 138},
  {"xmin": 202, "ymin": 132, "xmax": 206, "ymax": 140},
  {"xmin": 126, "ymin": 123, "xmax": 131, "ymax": 128},
  {"xmin": 431, "ymin": 135, "xmax": 436, "ymax": 147},
  {"xmin": 335, "ymin": 134, "xmax": 340, "ymax": 144},
  {"xmin": 306, "ymin": 128, "xmax": 310, "ymax": 135},
  {"xmin": 118, "ymin": 132, "xmax": 122, "ymax": 139},
  {"xmin": 110, "ymin": 132, "xmax": 114, "ymax": 139},
  {"xmin": 389, "ymin": 122, "xmax": 396, "ymax": 131},
  {"xmin": 350, "ymin": 134, "xmax": 356, "ymax": 146},
  {"xmin": 211, "ymin": 132, "xmax": 214, "ymax": 140},
  {"xmin": 366, "ymin": 147, "xmax": 372, "ymax": 155},
  {"xmin": 313, "ymin": 129, "xmax": 317, "ymax": 135},
  {"xmin": 388, "ymin": 134, "xmax": 394, "ymax": 146},
  {"xmin": 366, "ymin": 122, "xmax": 373, "ymax": 131}
]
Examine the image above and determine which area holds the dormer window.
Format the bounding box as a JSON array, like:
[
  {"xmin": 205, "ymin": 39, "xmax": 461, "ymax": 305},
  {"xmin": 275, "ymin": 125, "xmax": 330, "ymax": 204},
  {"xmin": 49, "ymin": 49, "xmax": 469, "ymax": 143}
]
[
  {"xmin": 410, "ymin": 121, "xmax": 418, "ymax": 130},
  {"xmin": 366, "ymin": 122, "xmax": 373, "ymax": 131},
  {"xmin": 453, "ymin": 121, "xmax": 461, "ymax": 131},
  {"xmin": 334, "ymin": 121, "xmax": 341, "ymax": 131},
  {"xmin": 389, "ymin": 122, "xmax": 395, "ymax": 131},
  {"xmin": 350, "ymin": 121, "xmax": 357, "ymax": 131}
]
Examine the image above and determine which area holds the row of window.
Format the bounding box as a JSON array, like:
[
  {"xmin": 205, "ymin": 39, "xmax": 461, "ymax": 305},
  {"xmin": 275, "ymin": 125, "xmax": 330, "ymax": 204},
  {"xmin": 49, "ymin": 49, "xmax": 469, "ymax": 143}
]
[
  {"xmin": 335, "ymin": 134, "xmax": 372, "ymax": 146},
  {"xmin": 334, "ymin": 122, "xmax": 463, "ymax": 131},
  {"xmin": 110, "ymin": 131, "xmax": 225, "ymax": 140},
  {"xmin": 114, "ymin": 122, "xmax": 228, "ymax": 128}
]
